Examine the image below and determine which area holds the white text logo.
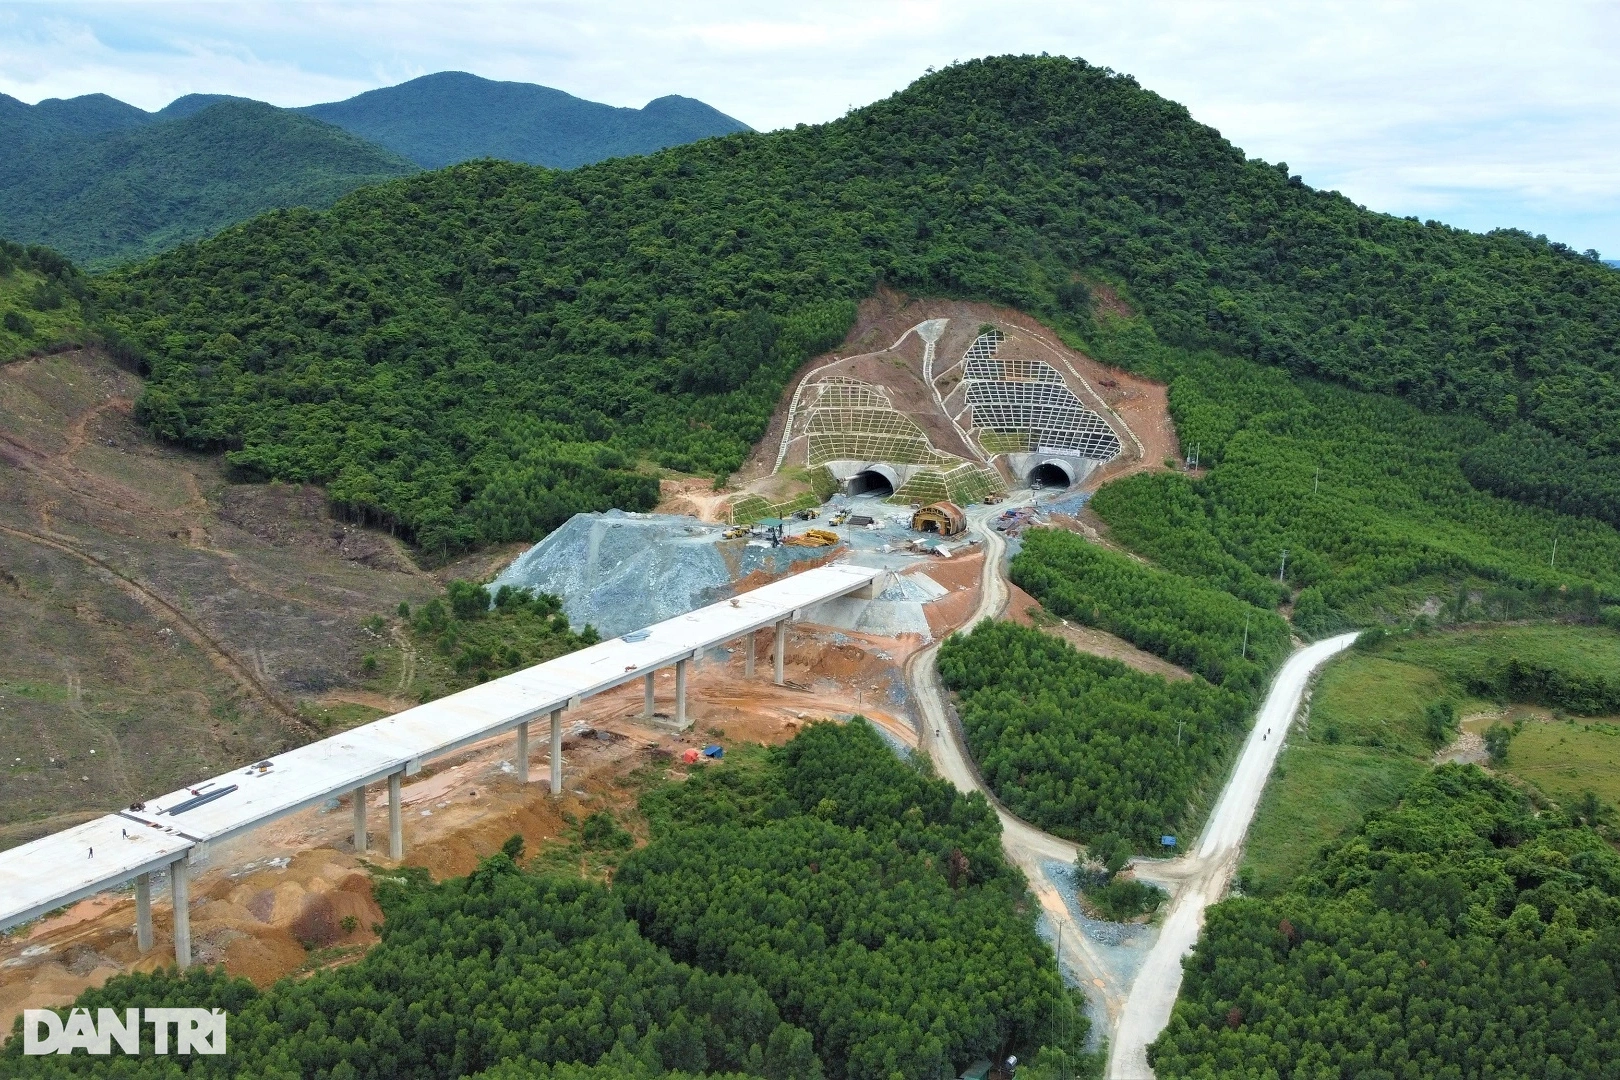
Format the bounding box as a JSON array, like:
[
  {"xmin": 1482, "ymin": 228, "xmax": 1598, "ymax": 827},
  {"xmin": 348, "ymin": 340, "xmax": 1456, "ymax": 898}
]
[{"xmin": 22, "ymin": 1008, "xmax": 227, "ymax": 1055}]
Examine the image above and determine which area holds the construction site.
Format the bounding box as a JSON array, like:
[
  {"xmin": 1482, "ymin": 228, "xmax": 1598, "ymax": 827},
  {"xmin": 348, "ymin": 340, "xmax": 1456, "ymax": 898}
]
[{"xmin": 0, "ymin": 296, "xmax": 1184, "ymax": 1047}]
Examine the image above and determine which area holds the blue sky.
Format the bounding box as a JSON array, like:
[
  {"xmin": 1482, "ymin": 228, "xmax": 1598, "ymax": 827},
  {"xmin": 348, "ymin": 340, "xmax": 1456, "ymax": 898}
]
[{"xmin": 3, "ymin": 1, "xmax": 1618, "ymax": 257}]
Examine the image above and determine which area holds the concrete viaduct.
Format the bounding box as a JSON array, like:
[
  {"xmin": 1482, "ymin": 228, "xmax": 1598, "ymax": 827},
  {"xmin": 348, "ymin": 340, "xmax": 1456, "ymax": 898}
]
[{"xmin": 0, "ymin": 563, "xmax": 886, "ymax": 968}]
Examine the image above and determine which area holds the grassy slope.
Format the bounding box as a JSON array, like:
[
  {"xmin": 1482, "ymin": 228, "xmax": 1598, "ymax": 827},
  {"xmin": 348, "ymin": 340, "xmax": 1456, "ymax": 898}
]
[
  {"xmin": 1243, "ymin": 623, "xmax": 1620, "ymax": 894},
  {"xmin": 1377, "ymin": 623, "xmax": 1620, "ymax": 694},
  {"xmin": 1502, "ymin": 716, "xmax": 1620, "ymax": 807},
  {"xmin": 1241, "ymin": 654, "xmax": 1440, "ymax": 894}
]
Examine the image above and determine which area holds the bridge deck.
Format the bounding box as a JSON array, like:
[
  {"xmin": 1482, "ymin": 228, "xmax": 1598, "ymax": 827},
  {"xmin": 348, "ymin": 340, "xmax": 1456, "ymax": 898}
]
[{"xmin": 0, "ymin": 561, "xmax": 881, "ymax": 932}]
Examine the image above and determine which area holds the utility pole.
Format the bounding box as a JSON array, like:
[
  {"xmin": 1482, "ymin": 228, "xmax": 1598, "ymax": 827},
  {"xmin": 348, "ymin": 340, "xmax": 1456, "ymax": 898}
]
[
  {"xmin": 1241, "ymin": 611, "xmax": 1251, "ymax": 659},
  {"xmin": 1177, "ymin": 717, "xmax": 1186, "ymax": 747},
  {"xmin": 1551, "ymin": 536, "xmax": 1558, "ymax": 569},
  {"xmin": 1313, "ymin": 463, "xmax": 1321, "ymax": 494},
  {"xmin": 1278, "ymin": 549, "xmax": 1289, "ymax": 583}
]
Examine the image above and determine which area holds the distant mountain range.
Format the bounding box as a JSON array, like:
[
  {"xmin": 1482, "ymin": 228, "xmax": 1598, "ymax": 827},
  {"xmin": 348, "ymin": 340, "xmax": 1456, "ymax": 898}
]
[{"xmin": 0, "ymin": 73, "xmax": 751, "ymax": 268}]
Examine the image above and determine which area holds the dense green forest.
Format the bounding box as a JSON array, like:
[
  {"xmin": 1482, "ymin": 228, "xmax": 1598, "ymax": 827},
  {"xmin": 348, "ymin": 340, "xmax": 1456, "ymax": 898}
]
[
  {"xmin": 89, "ymin": 55, "xmax": 1620, "ymax": 552},
  {"xmin": 5, "ymin": 722, "xmax": 1091, "ymax": 1079},
  {"xmin": 1009, "ymin": 529, "xmax": 1290, "ymax": 697},
  {"xmin": 4, "ymin": 871, "xmax": 809, "ymax": 1078},
  {"xmin": 1150, "ymin": 765, "xmax": 1620, "ymax": 1078},
  {"xmin": 0, "ymin": 101, "xmax": 419, "ymax": 269},
  {"xmin": 618, "ymin": 721, "xmax": 1091, "ymax": 1080},
  {"xmin": 1086, "ymin": 320, "xmax": 1620, "ymax": 631},
  {"xmin": 939, "ymin": 621, "xmax": 1247, "ymax": 846}
]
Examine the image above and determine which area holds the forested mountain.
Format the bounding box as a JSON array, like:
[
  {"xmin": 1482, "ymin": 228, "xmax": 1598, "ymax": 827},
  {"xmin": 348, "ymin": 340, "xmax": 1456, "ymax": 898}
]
[
  {"xmin": 0, "ymin": 76, "xmax": 745, "ymax": 267},
  {"xmin": 0, "ymin": 100, "xmax": 418, "ymax": 268},
  {"xmin": 90, "ymin": 55, "xmax": 1620, "ymax": 552},
  {"xmin": 299, "ymin": 71, "xmax": 751, "ymax": 169}
]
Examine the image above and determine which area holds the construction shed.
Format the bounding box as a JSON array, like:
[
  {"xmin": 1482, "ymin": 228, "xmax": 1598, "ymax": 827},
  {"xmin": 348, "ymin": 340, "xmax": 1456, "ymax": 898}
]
[{"xmin": 911, "ymin": 501, "xmax": 966, "ymax": 537}]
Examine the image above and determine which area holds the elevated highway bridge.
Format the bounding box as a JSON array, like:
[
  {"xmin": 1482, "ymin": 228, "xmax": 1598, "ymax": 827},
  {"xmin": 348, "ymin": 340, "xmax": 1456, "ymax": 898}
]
[{"xmin": 0, "ymin": 562, "xmax": 885, "ymax": 967}]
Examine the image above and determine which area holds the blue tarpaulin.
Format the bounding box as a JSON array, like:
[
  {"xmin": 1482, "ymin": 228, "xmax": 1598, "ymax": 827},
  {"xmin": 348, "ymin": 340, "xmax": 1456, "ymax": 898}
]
[{"xmin": 702, "ymin": 745, "xmax": 724, "ymax": 759}]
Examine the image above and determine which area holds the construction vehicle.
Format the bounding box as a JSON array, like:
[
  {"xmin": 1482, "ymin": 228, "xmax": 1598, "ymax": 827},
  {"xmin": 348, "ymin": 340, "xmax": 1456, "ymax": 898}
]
[
  {"xmin": 793, "ymin": 507, "xmax": 819, "ymax": 521},
  {"xmin": 722, "ymin": 525, "xmax": 750, "ymax": 539},
  {"xmin": 827, "ymin": 511, "xmax": 850, "ymax": 526},
  {"xmin": 782, "ymin": 528, "xmax": 840, "ymax": 547}
]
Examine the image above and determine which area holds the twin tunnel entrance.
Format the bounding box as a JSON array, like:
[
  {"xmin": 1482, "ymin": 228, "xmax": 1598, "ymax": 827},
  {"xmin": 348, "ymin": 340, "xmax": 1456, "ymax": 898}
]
[{"xmin": 846, "ymin": 460, "xmax": 1075, "ymax": 498}]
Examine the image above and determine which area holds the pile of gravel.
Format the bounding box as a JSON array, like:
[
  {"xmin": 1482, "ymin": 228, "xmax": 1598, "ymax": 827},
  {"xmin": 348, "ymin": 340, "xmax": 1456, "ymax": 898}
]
[{"xmin": 492, "ymin": 510, "xmax": 829, "ymax": 638}]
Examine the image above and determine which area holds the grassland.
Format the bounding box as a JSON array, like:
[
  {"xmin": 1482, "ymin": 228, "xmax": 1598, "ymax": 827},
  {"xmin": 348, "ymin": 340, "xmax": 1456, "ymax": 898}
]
[
  {"xmin": 1241, "ymin": 654, "xmax": 1446, "ymax": 895},
  {"xmin": 1476, "ymin": 713, "xmax": 1620, "ymax": 808},
  {"xmin": 1243, "ymin": 622, "xmax": 1620, "ymax": 894}
]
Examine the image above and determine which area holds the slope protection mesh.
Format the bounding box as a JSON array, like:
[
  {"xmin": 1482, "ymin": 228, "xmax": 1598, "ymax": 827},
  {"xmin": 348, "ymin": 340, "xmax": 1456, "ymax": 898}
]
[{"xmin": 957, "ymin": 332, "xmax": 1122, "ymax": 459}]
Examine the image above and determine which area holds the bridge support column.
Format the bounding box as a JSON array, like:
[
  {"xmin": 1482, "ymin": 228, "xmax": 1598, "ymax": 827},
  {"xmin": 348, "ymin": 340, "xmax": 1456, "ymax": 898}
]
[
  {"xmin": 171, "ymin": 858, "xmax": 191, "ymax": 970},
  {"xmin": 134, "ymin": 872, "xmax": 153, "ymax": 953},
  {"xmin": 773, "ymin": 620, "xmax": 787, "ymax": 685},
  {"xmin": 516, "ymin": 721, "xmax": 530, "ymax": 784},
  {"xmin": 352, "ymin": 784, "xmax": 367, "ymax": 853},
  {"xmin": 549, "ymin": 708, "xmax": 564, "ymax": 795},
  {"xmin": 643, "ymin": 673, "xmax": 655, "ymax": 718},
  {"xmin": 388, "ymin": 772, "xmax": 404, "ymax": 860},
  {"xmin": 675, "ymin": 658, "xmax": 688, "ymax": 726},
  {"xmin": 744, "ymin": 632, "xmax": 756, "ymax": 678}
]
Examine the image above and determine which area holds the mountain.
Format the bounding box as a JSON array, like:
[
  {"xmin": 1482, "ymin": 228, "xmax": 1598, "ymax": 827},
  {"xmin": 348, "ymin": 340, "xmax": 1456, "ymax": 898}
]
[
  {"xmin": 299, "ymin": 71, "xmax": 752, "ymax": 170},
  {"xmin": 0, "ymin": 100, "xmax": 418, "ymax": 268},
  {"xmin": 0, "ymin": 76, "xmax": 748, "ymax": 268},
  {"xmin": 90, "ymin": 56, "xmax": 1620, "ymax": 554}
]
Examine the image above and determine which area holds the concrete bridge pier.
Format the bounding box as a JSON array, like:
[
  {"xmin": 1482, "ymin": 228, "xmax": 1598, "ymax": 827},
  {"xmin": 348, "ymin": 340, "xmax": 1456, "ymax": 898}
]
[
  {"xmin": 171, "ymin": 858, "xmax": 191, "ymax": 970},
  {"xmin": 516, "ymin": 721, "xmax": 530, "ymax": 784},
  {"xmin": 774, "ymin": 620, "xmax": 787, "ymax": 685},
  {"xmin": 388, "ymin": 772, "xmax": 404, "ymax": 859},
  {"xmin": 134, "ymin": 872, "xmax": 153, "ymax": 953},
  {"xmin": 352, "ymin": 784, "xmax": 367, "ymax": 853},
  {"xmin": 549, "ymin": 708, "xmax": 564, "ymax": 795}
]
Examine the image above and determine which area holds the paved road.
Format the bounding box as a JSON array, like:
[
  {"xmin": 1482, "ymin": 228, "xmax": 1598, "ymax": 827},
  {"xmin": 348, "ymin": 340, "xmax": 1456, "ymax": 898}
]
[
  {"xmin": 908, "ymin": 503, "xmax": 1127, "ymax": 1022},
  {"xmin": 903, "ymin": 500, "xmax": 1358, "ymax": 1075},
  {"xmin": 1106, "ymin": 631, "xmax": 1359, "ymax": 1079}
]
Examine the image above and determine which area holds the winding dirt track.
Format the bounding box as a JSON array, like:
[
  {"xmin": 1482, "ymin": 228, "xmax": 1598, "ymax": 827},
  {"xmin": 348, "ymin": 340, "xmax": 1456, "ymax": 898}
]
[
  {"xmin": 904, "ymin": 501, "xmax": 1358, "ymax": 1078},
  {"xmin": 0, "ymin": 521, "xmax": 315, "ymax": 736}
]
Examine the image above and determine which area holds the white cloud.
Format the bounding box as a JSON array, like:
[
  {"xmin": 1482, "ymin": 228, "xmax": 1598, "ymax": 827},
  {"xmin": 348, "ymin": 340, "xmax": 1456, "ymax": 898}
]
[{"xmin": 1, "ymin": 0, "xmax": 1617, "ymax": 253}]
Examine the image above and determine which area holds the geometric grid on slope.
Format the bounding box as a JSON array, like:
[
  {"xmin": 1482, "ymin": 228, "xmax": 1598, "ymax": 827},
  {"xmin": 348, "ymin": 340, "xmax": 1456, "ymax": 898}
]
[
  {"xmin": 963, "ymin": 328, "xmax": 1005, "ymax": 361},
  {"xmin": 893, "ymin": 461, "xmax": 1004, "ymax": 505},
  {"xmin": 957, "ymin": 333, "xmax": 1122, "ymax": 461},
  {"xmin": 802, "ymin": 377, "xmax": 956, "ymax": 467}
]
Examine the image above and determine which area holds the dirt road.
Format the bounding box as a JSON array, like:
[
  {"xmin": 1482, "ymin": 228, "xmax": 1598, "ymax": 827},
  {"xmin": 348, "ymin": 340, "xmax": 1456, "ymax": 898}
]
[
  {"xmin": 907, "ymin": 502, "xmax": 1127, "ymax": 1022},
  {"xmin": 905, "ymin": 497, "xmax": 1359, "ymax": 1074},
  {"xmin": 1106, "ymin": 631, "xmax": 1358, "ymax": 1079}
]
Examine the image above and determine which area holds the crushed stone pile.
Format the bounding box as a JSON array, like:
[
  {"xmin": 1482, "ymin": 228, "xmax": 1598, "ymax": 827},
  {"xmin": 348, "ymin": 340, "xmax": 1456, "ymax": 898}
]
[{"xmin": 492, "ymin": 510, "xmax": 831, "ymax": 638}]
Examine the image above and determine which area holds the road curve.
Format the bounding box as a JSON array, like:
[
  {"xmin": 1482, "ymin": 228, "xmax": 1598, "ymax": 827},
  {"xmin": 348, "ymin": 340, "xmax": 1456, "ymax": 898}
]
[
  {"xmin": 1107, "ymin": 630, "xmax": 1359, "ymax": 1079},
  {"xmin": 907, "ymin": 505, "xmax": 1126, "ymax": 1020}
]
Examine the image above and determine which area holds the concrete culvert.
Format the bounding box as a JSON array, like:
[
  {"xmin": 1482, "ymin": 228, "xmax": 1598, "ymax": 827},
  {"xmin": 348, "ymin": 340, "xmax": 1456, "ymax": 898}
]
[
  {"xmin": 1029, "ymin": 460, "xmax": 1075, "ymax": 489},
  {"xmin": 848, "ymin": 468, "xmax": 896, "ymax": 496}
]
